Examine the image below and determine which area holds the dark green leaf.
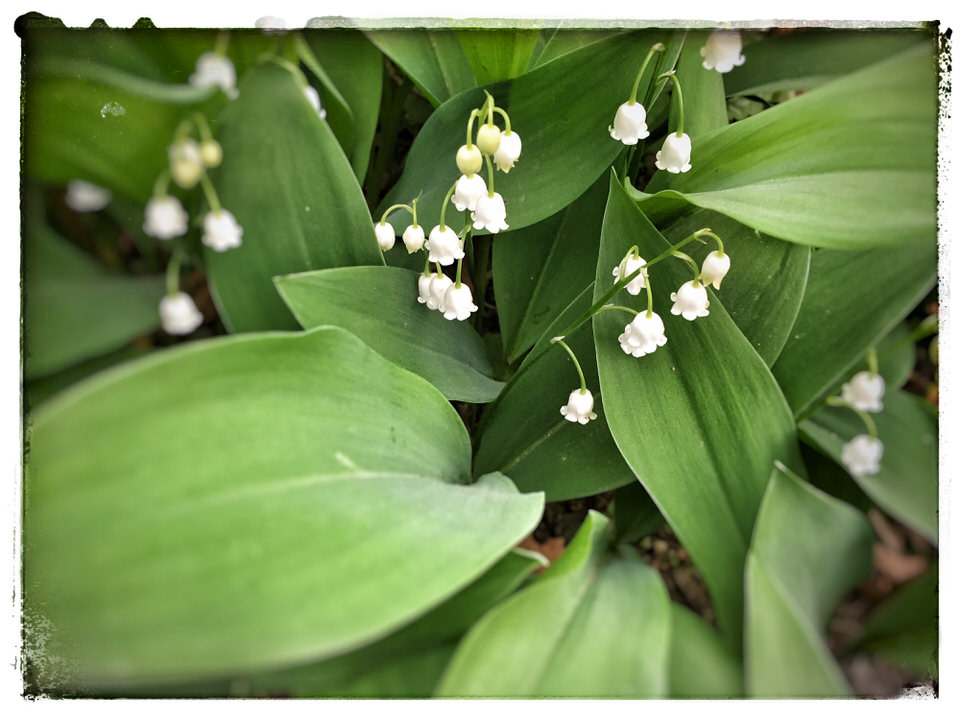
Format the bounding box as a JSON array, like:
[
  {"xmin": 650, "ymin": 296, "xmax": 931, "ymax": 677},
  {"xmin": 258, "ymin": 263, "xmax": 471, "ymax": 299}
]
[
  {"xmin": 455, "ymin": 29, "xmax": 541, "ymax": 84},
  {"xmin": 669, "ymin": 604, "xmax": 743, "ymax": 698},
  {"xmin": 613, "ymin": 481, "xmax": 663, "ymax": 544}
]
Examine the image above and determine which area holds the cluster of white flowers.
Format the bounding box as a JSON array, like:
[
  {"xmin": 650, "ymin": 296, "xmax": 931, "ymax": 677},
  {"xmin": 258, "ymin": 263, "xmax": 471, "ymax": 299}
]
[{"xmin": 837, "ymin": 368, "xmax": 887, "ymax": 477}]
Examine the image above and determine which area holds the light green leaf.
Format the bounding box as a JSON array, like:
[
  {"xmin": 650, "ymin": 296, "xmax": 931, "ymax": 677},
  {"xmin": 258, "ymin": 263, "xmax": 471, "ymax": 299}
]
[
  {"xmin": 633, "ymin": 43, "xmax": 937, "ymax": 249},
  {"xmin": 530, "ymin": 27, "xmax": 626, "ymax": 68},
  {"xmin": 455, "ymin": 29, "xmax": 541, "ymax": 84},
  {"xmin": 746, "ymin": 463, "xmax": 873, "ymax": 697},
  {"xmin": 594, "ymin": 174, "xmax": 803, "ymax": 646},
  {"xmin": 274, "ymin": 266, "xmax": 503, "ymax": 403},
  {"xmin": 669, "ymin": 31, "xmax": 728, "ymax": 138},
  {"xmin": 669, "ymin": 604, "xmax": 743, "ymax": 698},
  {"xmin": 437, "ymin": 512, "xmax": 672, "ymax": 697},
  {"xmin": 24, "ymin": 328, "xmax": 544, "ymax": 690},
  {"xmin": 205, "ymin": 61, "xmax": 383, "ymax": 333}
]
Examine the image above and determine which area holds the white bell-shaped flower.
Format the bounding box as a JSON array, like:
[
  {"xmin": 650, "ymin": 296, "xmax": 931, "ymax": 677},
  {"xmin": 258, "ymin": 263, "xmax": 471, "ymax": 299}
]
[
  {"xmin": 841, "ymin": 435, "xmax": 884, "ymax": 476},
  {"xmin": 303, "ymin": 85, "xmax": 327, "ymax": 119},
  {"xmin": 443, "ymin": 284, "xmax": 479, "ymax": 321},
  {"xmin": 452, "ymin": 174, "xmax": 488, "ymax": 212},
  {"xmin": 427, "ymin": 225, "xmax": 463, "ymax": 265},
  {"xmin": 202, "ymin": 209, "xmax": 244, "ymax": 252},
  {"xmin": 159, "ymin": 292, "xmax": 204, "ymax": 336},
  {"xmin": 256, "ymin": 16, "xmax": 288, "ymax": 34},
  {"xmin": 189, "ymin": 52, "xmax": 239, "ymax": 100},
  {"xmin": 656, "ymin": 133, "xmax": 693, "ymax": 174},
  {"xmin": 700, "ymin": 251, "xmax": 731, "ymax": 290},
  {"xmin": 494, "ymin": 131, "xmax": 522, "ymax": 172},
  {"xmin": 402, "ymin": 224, "xmax": 425, "ymax": 253},
  {"xmin": 428, "ymin": 273, "xmax": 454, "ymax": 312},
  {"xmin": 169, "ymin": 139, "xmax": 205, "ymax": 189},
  {"xmin": 560, "ymin": 389, "xmax": 598, "ymax": 425},
  {"xmin": 417, "ymin": 272, "xmax": 435, "ymax": 305},
  {"xmin": 609, "ymin": 101, "xmax": 649, "ymax": 145},
  {"xmin": 472, "ymin": 192, "xmax": 509, "ymax": 233},
  {"xmin": 670, "ymin": 280, "xmax": 710, "ymax": 321},
  {"xmin": 374, "ymin": 221, "xmax": 396, "ymax": 251},
  {"xmin": 618, "ymin": 312, "xmax": 668, "ymax": 358},
  {"xmin": 65, "ymin": 179, "xmax": 111, "ymax": 212},
  {"xmin": 700, "ymin": 30, "xmax": 746, "ymax": 74},
  {"xmin": 143, "ymin": 196, "xmax": 189, "ymax": 240},
  {"xmin": 842, "ymin": 371, "xmax": 886, "ymax": 413},
  {"xmin": 612, "ymin": 254, "xmax": 647, "ymax": 295}
]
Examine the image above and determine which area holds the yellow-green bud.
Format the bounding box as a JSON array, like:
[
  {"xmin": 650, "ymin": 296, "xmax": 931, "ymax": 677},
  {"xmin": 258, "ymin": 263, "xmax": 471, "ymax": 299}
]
[
  {"xmin": 200, "ymin": 139, "xmax": 223, "ymax": 168},
  {"xmin": 168, "ymin": 138, "xmax": 204, "ymax": 189},
  {"xmin": 476, "ymin": 123, "xmax": 502, "ymax": 155},
  {"xmin": 456, "ymin": 144, "xmax": 483, "ymax": 175}
]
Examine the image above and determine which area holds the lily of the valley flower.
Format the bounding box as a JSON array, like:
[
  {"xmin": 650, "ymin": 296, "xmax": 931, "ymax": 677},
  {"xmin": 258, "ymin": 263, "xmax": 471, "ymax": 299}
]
[
  {"xmin": 701, "ymin": 30, "xmax": 746, "ymax": 74},
  {"xmin": 560, "ymin": 389, "xmax": 598, "ymax": 425},
  {"xmin": 670, "ymin": 280, "xmax": 710, "ymax": 321},
  {"xmin": 144, "ymin": 196, "xmax": 189, "ymax": 240},
  {"xmin": 303, "ymin": 85, "xmax": 328, "ymax": 119},
  {"xmin": 374, "ymin": 221, "xmax": 396, "ymax": 251},
  {"xmin": 417, "ymin": 272, "xmax": 435, "ymax": 305},
  {"xmin": 427, "ymin": 225, "xmax": 463, "ymax": 265},
  {"xmin": 159, "ymin": 292, "xmax": 204, "ymax": 335},
  {"xmin": 402, "ymin": 224, "xmax": 426, "ymax": 253},
  {"xmin": 494, "ymin": 131, "xmax": 522, "ymax": 172},
  {"xmin": 700, "ymin": 251, "xmax": 731, "ymax": 290},
  {"xmin": 472, "ymin": 193, "xmax": 509, "ymax": 233},
  {"xmin": 202, "ymin": 209, "xmax": 244, "ymax": 252},
  {"xmin": 65, "ymin": 179, "xmax": 111, "ymax": 212},
  {"xmin": 619, "ymin": 312, "xmax": 668, "ymax": 358},
  {"xmin": 189, "ymin": 52, "xmax": 239, "ymax": 100},
  {"xmin": 443, "ymin": 284, "xmax": 479, "ymax": 321},
  {"xmin": 452, "ymin": 174, "xmax": 488, "ymax": 212},
  {"xmin": 656, "ymin": 133, "xmax": 693, "ymax": 174},
  {"xmin": 428, "ymin": 273, "xmax": 454, "ymax": 312},
  {"xmin": 842, "ymin": 371, "xmax": 886, "ymax": 413},
  {"xmin": 613, "ymin": 254, "xmax": 647, "ymax": 295},
  {"xmin": 609, "ymin": 102, "xmax": 650, "ymax": 145},
  {"xmin": 169, "ymin": 139, "xmax": 205, "ymax": 189},
  {"xmin": 841, "ymin": 434, "xmax": 884, "ymax": 476}
]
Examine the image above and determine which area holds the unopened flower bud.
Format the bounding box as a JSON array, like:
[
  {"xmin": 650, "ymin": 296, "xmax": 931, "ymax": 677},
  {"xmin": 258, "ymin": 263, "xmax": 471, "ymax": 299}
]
[
  {"xmin": 200, "ymin": 139, "xmax": 223, "ymax": 168},
  {"xmin": 375, "ymin": 221, "xmax": 396, "ymax": 251},
  {"xmin": 169, "ymin": 139, "xmax": 205, "ymax": 189},
  {"xmin": 476, "ymin": 123, "xmax": 502, "ymax": 155},
  {"xmin": 456, "ymin": 144, "xmax": 483, "ymax": 175}
]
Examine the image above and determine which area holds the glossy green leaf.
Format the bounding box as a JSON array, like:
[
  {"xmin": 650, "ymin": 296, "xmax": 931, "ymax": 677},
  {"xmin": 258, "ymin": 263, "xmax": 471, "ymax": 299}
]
[
  {"xmin": 437, "ymin": 512, "xmax": 672, "ymax": 698},
  {"xmin": 594, "ymin": 174, "xmax": 803, "ymax": 645},
  {"xmin": 274, "ymin": 266, "xmax": 503, "ymax": 403},
  {"xmin": 26, "ymin": 345, "xmax": 151, "ymax": 411},
  {"xmin": 530, "ymin": 28, "xmax": 626, "ymax": 68},
  {"xmin": 633, "ymin": 43, "xmax": 937, "ymax": 249},
  {"xmin": 772, "ymin": 241, "xmax": 937, "ymax": 417},
  {"xmin": 669, "ymin": 31, "xmax": 727, "ymax": 138},
  {"xmin": 455, "ymin": 29, "xmax": 540, "ymax": 84},
  {"xmin": 613, "ymin": 481, "xmax": 663, "ymax": 544},
  {"xmin": 364, "ymin": 30, "xmax": 475, "ymax": 107},
  {"xmin": 669, "ymin": 604, "xmax": 743, "ymax": 698},
  {"xmin": 24, "ymin": 328, "xmax": 544, "ymax": 690},
  {"xmin": 799, "ymin": 390, "xmax": 938, "ymax": 544},
  {"xmin": 24, "ymin": 224, "xmax": 164, "ymax": 378},
  {"xmin": 205, "ymin": 61, "xmax": 383, "ymax": 333},
  {"xmin": 294, "ymin": 35, "xmax": 356, "ymax": 159},
  {"xmin": 378, "ymin": 31, "xmax": 684, "ymax": 235},
  {"xmin": 745, "ymin": 463, "xmax": 873, "ymax": 697}
]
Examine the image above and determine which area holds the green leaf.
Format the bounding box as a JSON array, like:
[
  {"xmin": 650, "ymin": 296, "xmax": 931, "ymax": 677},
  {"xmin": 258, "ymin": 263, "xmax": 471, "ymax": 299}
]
[
  {"xmin": 799, "ymin": 390, "xmax": 938, "ymax": 544},
  {"xmin": 436, "ymin": 512, "xmax": 672, "ymax": 697},
  {"xmin": 378, "ymin": 31, "xmax": 684, "ymax": 235},
  {"xmin": 745, "ymin": 463, "xmax": 873, "ymax": 697},
  {"xmin": 24, "ymin": 328, "xmax": 544, "ymax": 690},
  {"xmin": 669, "ymin": 31, "xmax": 728, "ymax": 138},
  {"xmin": 594, "ymin": 174, "xmax": 803, "ymax": 646},
  {"xmin": 364, "ymin": 30, "xmax": 475, "ymax": 107},
  {"xmin": 24, "ymin": 223, "xmax": 164, "ymax": 379},
  {"xmin": 205, "ymin": 61, "xmax": 383, "ymax": 333},
  {"xmin": 669, "ymin": 604, "xmax": 743, "ymax": 698},
  {"xmin": 26, "ymin": 345, "xmax": 151, "ymax": 411},
  {"xmin": 613, "ymin": 481, "xmax": 663, "ymax": 544},
  {"xmin": 633, "ymin": 43, "xmax": 937, "ymax": 249},
  {"xmin": 455, "ymin": 29, "xmax": 541, "ymax": 84},
  {"xmin": 772, "ymin": 241, "xmax": 937, "ymax": 416},
  {"xmin": 294, "ymin": 35, "xmax": 356, "ymax": 159},
  {"xmin": 530, "ymin": 28, "xmax": 626, "ymax": 68},
  {"xmin": 274, "ymin": 266, "xmax": 503, "ymax": 403}
]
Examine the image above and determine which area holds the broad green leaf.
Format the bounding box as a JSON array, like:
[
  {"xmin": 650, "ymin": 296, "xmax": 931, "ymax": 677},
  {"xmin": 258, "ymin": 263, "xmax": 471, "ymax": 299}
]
[
  {"xmin": 274, "ymin": 266, "xmax": 503, "ymax": 403},
  {"xmin": 26, "ymin": 345, "xmax": 150, "ymax": 411},
  {"xmin": 669, "ymin": 31, "xmax": 728, "ymax": 138},
  {"xmin": 745, "ymin": 463, "xmax": 873, "ymax": 697},
  {"xmin": 876, "ymin": 322, "xmax": 918, "ymax": 391},
  {"xmin": 669, "ymin": 604, "xmax": 743, "ymax": 698},
  {"xmin": 724, "ymin": 29, "xmax": 932, "ymax": 97},
  {"xmin": 633, "ymin": 43, "xmax": 937, "ymax": 249},
  {"xmin": 801, "ymin": 443, "xmax": 872, "ymax": 514},
  {"xmin": 772, "ymin": 241, "xmax": 936, "ymax": 417},
  {"xmin": 594, "ymin": 174, "xmax": 803, "ymax": 646},
  {"xmin": 378, "ymin": 31, "xmax": 684, "ymax": 235},
  {"xmin": 455, "ymin": 29, "xmax": 540, "ymax": 84},
  {"xmin": 493, "ymin": 176, "xmax": 607, "ymax": 361},
  {"xmin": 799, "ymin": 390, "xmax": 938, "ymax": 544},
  {"xmin": 613, "ymin": 481, "xmax": 663, "ymax": 544},
  {"xmin": 661, "ymin": 209, "xmax": 810, "ymax": 366},
  {"xmin": 437, "ymin": 512, "xmax": 672, "ymax": 697},
  {"xmin": 24, "ymin": 223, "xmax": 164, "ymax": 378},
  {"xmin": 205, "ymin": 61, "xmax": 383, "ymax": 333},
  {"xmin": 530, "ymin": 27, "xmax": 626, "ymax": 68},
  {"xmin": 294, "ymin": 35, "xmax": 356, "ymax": 159},
  {"xmin": 364, "ymin": 30, "xmax": 475, "ymax": 107},
  {"xmin": 24, "ymin": 328, "xmax": 544, "ymax": 690}
]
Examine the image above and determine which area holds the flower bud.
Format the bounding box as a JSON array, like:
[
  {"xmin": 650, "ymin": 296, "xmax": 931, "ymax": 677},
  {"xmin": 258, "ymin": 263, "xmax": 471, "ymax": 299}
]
[
  {"xmin": 374, "ymin": 221, "xmax": 396, "ymax": 251},
  {"xmin": 456, "ymin": 144, "xmax": 483, "ymax": 175},
  {"xmin": 200, "ymin": 139, "xmax": 223, "ymax": 168},
  {"xmin": 700, "ymin": 251, "xmax": 730, "ymax": 290},
  {"xmin": 169, "ymin": 139, "xmax": 205, "ymax": 189},
  {"xmin": 476, "ymin": 123, "xmax": 502, "ymax": 155}
]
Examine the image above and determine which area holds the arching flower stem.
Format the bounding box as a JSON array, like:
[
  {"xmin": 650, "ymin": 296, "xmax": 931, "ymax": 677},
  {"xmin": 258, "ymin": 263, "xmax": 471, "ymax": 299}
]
[
  {"xmin": 629, "ymin": 43, "xmax": 666, "ymax": 104},
  {"xmin": 199, "ymin": 173, "xmax": 222, "ymax": 214},
  {"xmin": 551, "ymin": 336, "xmax": 588, "ymax": 394},
  {"xmin": 484, "ymin": 154, "xmax": 496, "ymax": 195},
  {"xmin": 826, "ymin": 396, "xmax": 879, "ymax": 438},
  {"xmin": 657, "ymin": 71, "xmax": 686, "ymax": 136},
  {"xmin": 439, "ymin": 181, "xmax": 459, "ymax": 231},
  {"xmin": 671, "ymin": 250, "xmax": 701, "ymax": 282}
]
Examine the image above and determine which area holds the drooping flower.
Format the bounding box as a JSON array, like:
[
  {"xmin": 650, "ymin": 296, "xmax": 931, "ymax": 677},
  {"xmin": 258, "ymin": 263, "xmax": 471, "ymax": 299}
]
[
  {"xmin": 65, "ymin": 179, "xmax": 111, "ymax": 212},
  {"xmin": 560, "ymin": 389, "xmax": 598, "ymax": 425},
  {"xmin": 700, "ymin": 30, "xmax": 746, "ymax": 74},
  {"xmin": 472, "ymin": 193, "xmax": 509, "ymax": 233},
  {"xmin": 476, "ymin": 123, "xmax": 501, "ymax": 155},
  {"xmin": 609, "ymin": 102, "xmax": 650, "ymax": 145},
  {"xmin": 417, "ymin": 272, "xmax": 435, "ymax": 305},
  {"xmin": 842, "ymin": 371, "xmax": 886, "ymax": 413},
  {"xmin": 443, "ymin": 284, "xmax": 479, "ymax": 321},
  {"xmin": 159, "ymin": 292, "xmax": 204, "ymax": 336},
  {"xmin": 428, "ymin": 273, "xmax": 454, "ymax": 312},
  {"xmin": 656, "ymin": 133, "xmax": 693, "ymax": 174},
  {"xmin": 670, "ymin": 280, "xmax": 710, "ymax": 321},
  {"xmin": 402, "ymin": 224, "xmax": 426, "ymax": 253},
  {"xmin": 612, "ymin": 253, "xmax": 647, "ymax": 295},
  {"xmin": 255, "ymin": 16, "xmax": 287, "ymax": 34},
  {"xmin": 427, "ymin": 225, "xmax": 463, "ymax": 265},
  {"xmin": 452, "ymin": 174, "xmax": 488, "ymax": 212},
  {"xmin": 303, "ymin": 85, "xmax": 327, "ymax": 119},
  {"xmin": 618, "ymin": 312, "xmax": 668, "ymax": 358},
  {"xmin": 841, "ymin": 435, "xmax": 884, "ymax": 476},
  {"xmin": 189, "ymin": 52, "xmax": 239, "ymax": 100},
  {"xmin": 374, "ymin": 221, "xmax": 396, "ymax": 251},
  {"xmin": 700, "ymin": 251, "xmax": 731, "ymax": 290},
  {"xmin": 456, "ymin": 144, "xmax": 483, "ymax": 176},
  {"xmin": 494, "ymin": 131, "xmax": 522, "ymax": 172},
  {"xmin": 202, "ymin": 209, "xmax": 244, "ymax": 252},
  {"xmin": 200, "ymin": 139, "xmax": 223, "ymax": 168},
  {"xmin": 143, "ymin": 196, "xmax": 189, "ymax": 240},
  {"xmin": 169, "ymin": 139, "xmax": 205, "ymax": 189}
]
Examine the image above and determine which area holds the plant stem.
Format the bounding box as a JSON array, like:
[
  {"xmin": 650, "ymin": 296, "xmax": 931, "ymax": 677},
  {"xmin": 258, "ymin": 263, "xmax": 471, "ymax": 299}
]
[{"xmin": 551, "ymin": 337, "xmax": 587, "ymax": 393}]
